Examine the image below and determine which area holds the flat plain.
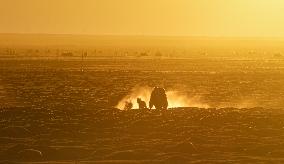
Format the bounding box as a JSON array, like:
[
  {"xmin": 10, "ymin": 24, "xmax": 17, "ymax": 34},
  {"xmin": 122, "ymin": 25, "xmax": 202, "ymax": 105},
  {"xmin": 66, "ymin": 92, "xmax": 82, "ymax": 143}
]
[{"xmin": 1, "ymin": 56, "xmax": 284, "ymax": 163}]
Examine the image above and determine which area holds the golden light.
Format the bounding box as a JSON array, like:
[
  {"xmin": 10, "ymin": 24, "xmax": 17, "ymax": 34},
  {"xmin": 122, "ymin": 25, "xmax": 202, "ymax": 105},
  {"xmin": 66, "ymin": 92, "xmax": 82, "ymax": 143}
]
[
  {"xmin": 2, "ymin": 0, "xmax": 284, "ymax": 37},
  {"xmin": 116, "ymin": 86, "xmax": 209, "ymax": 110}
]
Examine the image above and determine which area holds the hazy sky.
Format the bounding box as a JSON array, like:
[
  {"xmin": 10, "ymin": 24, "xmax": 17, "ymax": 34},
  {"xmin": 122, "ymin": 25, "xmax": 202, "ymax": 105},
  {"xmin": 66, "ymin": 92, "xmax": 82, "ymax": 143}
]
[{"xmin": 1, "ymin": 0, "xmax": 284, "ymax": 37}]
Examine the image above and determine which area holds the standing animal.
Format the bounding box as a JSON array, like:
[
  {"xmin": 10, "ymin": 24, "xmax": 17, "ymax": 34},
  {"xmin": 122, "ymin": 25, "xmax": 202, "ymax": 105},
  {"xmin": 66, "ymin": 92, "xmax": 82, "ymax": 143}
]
[
  {"xmin": 137, "ymin": 98, "xmax": 147, "ymax": 109},
  {"xmin": 149, "ymin": 87, "xmax": 168, "ymax": 110}
]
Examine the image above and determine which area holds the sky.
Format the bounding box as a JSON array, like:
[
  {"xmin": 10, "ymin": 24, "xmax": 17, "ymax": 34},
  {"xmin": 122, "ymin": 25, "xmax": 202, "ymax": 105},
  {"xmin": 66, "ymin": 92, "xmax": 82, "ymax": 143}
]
[{"xmin": 1, "ymin": 0, "xmax": 284, "ymax": 37}]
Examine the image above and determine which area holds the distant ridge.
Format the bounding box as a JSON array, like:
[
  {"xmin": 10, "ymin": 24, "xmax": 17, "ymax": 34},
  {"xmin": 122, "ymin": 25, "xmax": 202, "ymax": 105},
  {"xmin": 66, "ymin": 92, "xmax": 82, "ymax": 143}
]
[{"xmin": 1, "ymin": 33, "xmax": 284, "ymax": 48}]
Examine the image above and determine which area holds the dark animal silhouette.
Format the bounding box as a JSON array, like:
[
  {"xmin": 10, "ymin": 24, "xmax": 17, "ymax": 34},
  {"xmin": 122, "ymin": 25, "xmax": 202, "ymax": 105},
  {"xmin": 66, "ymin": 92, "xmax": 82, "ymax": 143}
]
[
  {"xmin": 149, "ymin": 87, "xmax": 168, "ymax": 110},
  {"xmin": 137, "ymin": 98, "xmax": 147, "ymax": 109},
  {"xmin": 124, "ymin": 101, "xmax": 133, "ymax": 110}
]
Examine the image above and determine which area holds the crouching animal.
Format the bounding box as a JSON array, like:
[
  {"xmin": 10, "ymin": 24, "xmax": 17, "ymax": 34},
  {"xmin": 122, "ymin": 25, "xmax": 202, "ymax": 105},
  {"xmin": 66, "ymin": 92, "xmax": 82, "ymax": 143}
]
[
  {"xmin": 124, "ymin": 101, "xmax": 133, "ymax": 110},
  {"xmin": 137, "ymin": 98, "xmax": 147, "ymax": 109},
  {"xmin": 149, "ymin": 87, "xmax": 168, "ymax": 110}
]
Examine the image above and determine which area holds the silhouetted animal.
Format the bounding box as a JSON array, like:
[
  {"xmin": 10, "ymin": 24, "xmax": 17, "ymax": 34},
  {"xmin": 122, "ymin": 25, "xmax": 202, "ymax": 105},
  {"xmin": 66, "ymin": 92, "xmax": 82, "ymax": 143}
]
[
  {"xmin": 137, "ymin": 98, "xmax": 147, "ymax": 109},
  {"xmin": 149, "ymin": 87, "xmax": 168, "ymax": 110},
  {"xmin": 124, "ymin": 101, "xmax": 133, "ymax": 110}
]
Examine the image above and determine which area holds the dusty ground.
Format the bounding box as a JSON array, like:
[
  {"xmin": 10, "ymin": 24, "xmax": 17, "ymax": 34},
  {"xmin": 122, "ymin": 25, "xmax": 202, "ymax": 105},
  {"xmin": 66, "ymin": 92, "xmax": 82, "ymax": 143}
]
[
  {"xmin": 1, "ymin": 107, "xmax": 284, "ymax": 163},
  {"xmin": 1, "ymin": 58, "xmax": 284, "ymax": 163}
]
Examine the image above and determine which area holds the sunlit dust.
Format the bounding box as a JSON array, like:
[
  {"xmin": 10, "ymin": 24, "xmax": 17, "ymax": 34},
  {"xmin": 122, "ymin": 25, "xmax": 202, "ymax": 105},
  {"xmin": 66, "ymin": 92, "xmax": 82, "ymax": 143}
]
[
  {"xmin": 116, "ymin": 86, "xmax": 152, "ymax": 110},
  {"xmin": 167, "ymin": 91, "xmax": 210, "ymax": 109},
  {"xmin": 116, "ymin": 86, "xmax": 209, "ymax": 110}
]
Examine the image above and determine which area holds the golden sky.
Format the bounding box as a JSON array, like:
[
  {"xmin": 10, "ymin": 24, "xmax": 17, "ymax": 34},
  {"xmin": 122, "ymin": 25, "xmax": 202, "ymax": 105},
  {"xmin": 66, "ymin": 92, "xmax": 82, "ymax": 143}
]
[{"xmin": 1, "ymin": 0, "xmax": 284, "ymax": 37}]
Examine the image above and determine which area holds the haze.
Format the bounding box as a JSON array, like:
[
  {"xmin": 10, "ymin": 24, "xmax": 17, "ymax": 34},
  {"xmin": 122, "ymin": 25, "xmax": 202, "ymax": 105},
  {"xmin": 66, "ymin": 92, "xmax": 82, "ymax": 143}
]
[{"xmin": 1, "ymin": 0, "xmax": 284, "ymax": 37}]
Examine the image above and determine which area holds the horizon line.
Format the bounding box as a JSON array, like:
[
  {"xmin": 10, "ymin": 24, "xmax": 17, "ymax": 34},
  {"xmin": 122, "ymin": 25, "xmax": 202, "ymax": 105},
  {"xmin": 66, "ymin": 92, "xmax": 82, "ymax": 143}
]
[{"xmin": 1, "ymin": 32, "xmax": 284, "ymax": 40}]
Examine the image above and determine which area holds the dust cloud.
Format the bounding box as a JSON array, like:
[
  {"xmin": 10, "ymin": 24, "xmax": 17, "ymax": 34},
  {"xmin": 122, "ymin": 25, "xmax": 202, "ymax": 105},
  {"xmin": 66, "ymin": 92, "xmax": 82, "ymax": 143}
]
[{"xmin": 116, "ymin": 85, "xmax": 210, "ymax": 110}]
